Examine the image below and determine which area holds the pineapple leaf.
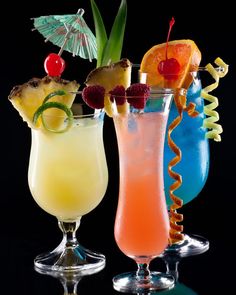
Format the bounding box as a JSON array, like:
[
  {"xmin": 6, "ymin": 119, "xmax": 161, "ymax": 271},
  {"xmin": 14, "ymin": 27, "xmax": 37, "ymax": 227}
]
[
  {"xmin": 90, "ymin": 0, "xmax": 108, "ymax": 67},
  {"xmin": 101, "ymin": 0, "xmax": 127, "ymax": 66}
]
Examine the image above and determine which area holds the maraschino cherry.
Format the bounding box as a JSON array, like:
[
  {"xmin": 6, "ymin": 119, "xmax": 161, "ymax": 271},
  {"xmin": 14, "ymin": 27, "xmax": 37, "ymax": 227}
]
[
  {"xmin": 44, "ymin": 53, "xmax": 65, "ymax": 77},
  {"xmin": 158, "ymin": 17, "xmax": 180, "ymax": 80}
]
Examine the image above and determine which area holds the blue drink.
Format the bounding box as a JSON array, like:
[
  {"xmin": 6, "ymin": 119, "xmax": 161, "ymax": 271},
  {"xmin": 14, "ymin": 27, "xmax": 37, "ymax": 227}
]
[{"xmin": 164, "ymin": 73, "xmax": 210, "ymax": 208}]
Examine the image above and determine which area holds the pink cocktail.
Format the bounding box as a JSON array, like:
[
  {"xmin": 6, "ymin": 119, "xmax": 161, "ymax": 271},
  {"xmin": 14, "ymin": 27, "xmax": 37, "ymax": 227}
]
[{"xmin": 112, "ymin": 89, "xmax": 176, "ymax": 293}]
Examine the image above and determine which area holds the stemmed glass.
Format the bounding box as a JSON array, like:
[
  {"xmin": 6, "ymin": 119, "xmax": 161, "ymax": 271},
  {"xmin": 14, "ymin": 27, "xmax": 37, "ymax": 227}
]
[
  {"xmin": 28, "ymin": 103, "xmax": 108, "ymax": 274},
  {"xmin": 163, "ymin": 70, "xmax": 210, "ymax": 258},
  {"xmin": 112, "ymin": 88, "xmax": 178, "ymax": 293}
]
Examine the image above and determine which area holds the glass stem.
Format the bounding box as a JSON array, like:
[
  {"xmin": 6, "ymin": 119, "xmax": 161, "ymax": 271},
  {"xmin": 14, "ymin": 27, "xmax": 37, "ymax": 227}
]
[
  {"xmin": 136, "ymin": 263, "xmax": 151, "ymax": 282},
  {"xmin": 164, "ymin": 255, "xmax": 180, "ymax": 281},
  {"xmin": 61, "ymin": 277, "xmax": 80, "ymax": 295},
  {"xmin": 58, "ymin": 219, "xmax": 81, "ymax": 247}
]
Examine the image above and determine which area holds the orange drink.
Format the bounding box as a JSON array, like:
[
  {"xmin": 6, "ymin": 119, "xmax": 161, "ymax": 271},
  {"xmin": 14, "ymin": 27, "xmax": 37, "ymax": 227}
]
[
  {"xmin": 112, "ymin": 88, "xmax": 175, "ymax": 293},
  {"xmin": 114, "ymin": 111, "xmax": 169, "ymax": 258}
]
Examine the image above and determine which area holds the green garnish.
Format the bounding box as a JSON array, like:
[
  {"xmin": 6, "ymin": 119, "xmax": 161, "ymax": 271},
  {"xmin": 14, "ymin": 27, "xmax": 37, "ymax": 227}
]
[
  {"xmin": 90, "ymin": 0, "xmax": 127, "ymax": 67},
  {"xmin": 33, "ymin": 90, "xmax": 73, "ymax": 133},
  {"xmin": 90, "ymin": 0, "xmax": 107, "ymax": 67},
  {"xmin": 42, "ymin": 90, "xmax": 67, "ymax": 104}
]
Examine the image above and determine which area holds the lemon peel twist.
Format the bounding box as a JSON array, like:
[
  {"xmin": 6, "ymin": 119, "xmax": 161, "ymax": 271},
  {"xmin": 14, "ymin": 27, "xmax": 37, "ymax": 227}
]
[
  {"xmin": 168, "ymin": 91, "xmax": 198, "ymax": 244},
  {"xmin": 201, "ymin": 57, "xmax": 229, "ymax": 142}
]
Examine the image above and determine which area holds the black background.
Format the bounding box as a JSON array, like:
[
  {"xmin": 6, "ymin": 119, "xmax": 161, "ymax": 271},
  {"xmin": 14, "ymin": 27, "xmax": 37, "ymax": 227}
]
[{"xmin": 1, "ymin": 0, "xmax": 235, "ymax": 294}]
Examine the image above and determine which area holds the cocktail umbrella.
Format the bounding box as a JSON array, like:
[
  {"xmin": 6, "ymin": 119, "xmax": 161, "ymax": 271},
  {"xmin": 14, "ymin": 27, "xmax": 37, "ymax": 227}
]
[{"xmin": 32, "ymin": 8, "xmax": 97, "ymax": 62}]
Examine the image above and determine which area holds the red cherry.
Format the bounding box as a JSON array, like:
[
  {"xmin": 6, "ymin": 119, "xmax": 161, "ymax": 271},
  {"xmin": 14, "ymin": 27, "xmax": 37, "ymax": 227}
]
[
  {"xmin": 158, "ymin": 57, "xmax": 181, "ymax": 80},
  {"xmin": 44, "ymin": 53, "xmax": 65, "ymax": 77},
  {"xmin": 158, "ymin": 17, "xmax": 180, "ymax": 80}
]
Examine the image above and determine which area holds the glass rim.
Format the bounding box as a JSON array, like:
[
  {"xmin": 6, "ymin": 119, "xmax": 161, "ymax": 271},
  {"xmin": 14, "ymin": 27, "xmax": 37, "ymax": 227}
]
[
  {"xmin": 41, "ymin": 104, "xmax": 103, "ymax": 119},
  {"xmin": 133, "ymin": 63, "xmax": 225, "ymax": 74},
  {"xmin": 110, "ymin": 87, "xmax": 186, "ymax": 99},
  {"xmin": 72, "ymin": 88, "xmax": 186, "ymax": 101},
  {"xmin": 150, "ymin": 87, "xmax": 186, "ymax": 95}
]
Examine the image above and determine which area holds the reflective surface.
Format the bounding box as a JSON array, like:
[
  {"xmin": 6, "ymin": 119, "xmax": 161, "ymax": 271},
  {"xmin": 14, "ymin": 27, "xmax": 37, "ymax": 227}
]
[{"xmin": 1, "ymin": 224, "xmax": 233, "ymax": 294}]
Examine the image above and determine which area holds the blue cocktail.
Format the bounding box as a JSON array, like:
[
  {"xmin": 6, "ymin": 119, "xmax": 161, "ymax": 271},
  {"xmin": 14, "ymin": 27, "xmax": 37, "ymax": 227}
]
[
  {"xmin": 164, "ymin": 73, "xmax": 210, "ymax": 207},
  {"xmin": 163, "ymin": 72, "xmax": 210, "ymax": 256}
]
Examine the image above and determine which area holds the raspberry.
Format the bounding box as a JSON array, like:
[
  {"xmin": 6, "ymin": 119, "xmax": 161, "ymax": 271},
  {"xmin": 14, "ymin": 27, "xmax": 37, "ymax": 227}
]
[
  {"xmin": 82, "ymin": 85, "xmax": 105, "ymax": 109},
  {"xmin": 126, "ymin": 83, "xmax": 150, "ymax": 109},
  {"xmin": 109, "ymin": 85, "xmax": 126, "ymax": 105}
]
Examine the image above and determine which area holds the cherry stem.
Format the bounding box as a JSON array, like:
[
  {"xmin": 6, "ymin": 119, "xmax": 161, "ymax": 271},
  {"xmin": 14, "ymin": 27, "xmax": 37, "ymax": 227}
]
[{"xmin": 165, "ymin": 17, "xmax": 175, "ymax": 60}]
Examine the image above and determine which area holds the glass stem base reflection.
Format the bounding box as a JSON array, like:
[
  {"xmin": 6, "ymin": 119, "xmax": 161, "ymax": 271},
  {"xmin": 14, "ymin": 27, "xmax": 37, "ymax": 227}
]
[
  {"xmin": 161, "ymin": 233, "xmax": 209, "ymax": 258},
  {"xmin": 113, "ymin": 262, "xmax": 174, "ymax": 293},
  {"xmin": 34, "ymin": 220, "xmax": 105, "ymax": 275},
  {"xmin": 113, "ymin": 271, "xmax": 174, "ymax": 293}
]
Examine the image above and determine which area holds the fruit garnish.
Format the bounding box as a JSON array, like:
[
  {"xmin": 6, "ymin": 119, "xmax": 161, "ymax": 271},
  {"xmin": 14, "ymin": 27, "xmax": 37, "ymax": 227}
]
[
  {"xmin": 82, "ymin": 85, "xmax": 105, "ymax": 109},
  {"xmin": 158, "ymin": 17, "xmax": 181, "ymax": 80},
  {"xmin": 201, "ymin": 57, "xmax": 229, "ymax": 142},
  {"xmin": 109, "ymin": 85, "xmax": 126, "ymax": 105},
  {"xmin": 85, "ymin": 58, "xmax": 131, "ymax": 116},
  {"xmin": 140, "ymin": 39, "xmax": 201, "ymax": 89},
  {"xmin": 88, "ymin": 0, "xmax": 129, "ymax": 116},
  {"xmin": 8, "ymin": 76, "xmax": 79, "ymax": 129},
  {"xmin": 33, "ymin": 100, "xmax": 73, "ymax": 133},
  {"xmin": 139, "ymin": 18, "xmax": 201, "ymax": 244},
  {"xmin": 90, "ymin": 0, "xmax": 127, "ymax": 67},
  {"xmin": 44, "ymin": 53, "xmax": 66, "ymax": 77},
  {"xmin": 42, "ymin": 89, "xmax": 66, "ymax": 103},
  {"xmin": 126, "ymin": 83, "xmax": 150, "ymax": 109}
]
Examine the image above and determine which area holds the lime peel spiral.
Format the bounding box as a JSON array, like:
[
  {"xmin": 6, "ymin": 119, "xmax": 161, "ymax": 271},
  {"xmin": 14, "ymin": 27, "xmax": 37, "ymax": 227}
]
[{"xmin": 201, "ymin": 57, "xmax": 229, "ymax": 142}]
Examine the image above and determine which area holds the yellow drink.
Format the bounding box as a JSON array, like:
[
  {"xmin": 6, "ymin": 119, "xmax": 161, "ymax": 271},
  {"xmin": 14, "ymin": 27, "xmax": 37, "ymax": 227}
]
[{"xmin": 28, "ymin": 114, "xmax": 108, "ymax": 222}]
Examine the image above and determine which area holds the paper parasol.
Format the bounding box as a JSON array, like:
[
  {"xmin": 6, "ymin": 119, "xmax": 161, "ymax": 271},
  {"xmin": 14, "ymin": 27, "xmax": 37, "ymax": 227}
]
[{"xmin": 32, "ymin": 8, "xmax": 97, "ymax": 62}]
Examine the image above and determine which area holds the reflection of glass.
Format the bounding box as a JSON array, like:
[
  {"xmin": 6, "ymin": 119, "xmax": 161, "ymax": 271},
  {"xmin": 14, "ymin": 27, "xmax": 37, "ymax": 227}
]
[
  {"xmin": 155, "ymin": 281, "xmax": 198, "ymax": 295},
  {"xmin": 163, "ymin": 71, "xmax": 209, "ymax": 257},
  {"xmin": 28, "ymin": 105, "xmax": 108, "ymax": 273},
  {"xmin": 157, "ymin": 254, "xmax": 198, "ymax": 295},
  {"xmin": 112, "ymin": 89, "xmax": 176, "ymax": 293},
  {"xmin": 35, "ymin": 267, "xmax": 81, "ymax": 294}
]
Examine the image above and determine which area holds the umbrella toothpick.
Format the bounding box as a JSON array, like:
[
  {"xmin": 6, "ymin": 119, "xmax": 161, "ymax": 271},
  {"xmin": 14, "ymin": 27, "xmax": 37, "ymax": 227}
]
[
  {"xmin": 77, "ymin": 8, "xmax": 85, "ymax": 16},
  {"xmin": 58, "ymin": 27, "xmax": 72, "ymax": 56},
  {"xmin": 32, "ymin": 8, "xmax": 97, "ymax": 61}
]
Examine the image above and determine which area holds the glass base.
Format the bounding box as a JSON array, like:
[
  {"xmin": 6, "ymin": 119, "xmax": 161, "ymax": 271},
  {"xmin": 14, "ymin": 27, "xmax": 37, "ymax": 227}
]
[
  {"xmin": 34, "ymin": 242, "xmax": 105, "ymax": 275},
  {"xmin": 161, "ymin": 233, "xmax": 209, "ymax": 258},
  {"xmin": 113, "ymin": 271, "xmax": 174, "ymax": 293}
]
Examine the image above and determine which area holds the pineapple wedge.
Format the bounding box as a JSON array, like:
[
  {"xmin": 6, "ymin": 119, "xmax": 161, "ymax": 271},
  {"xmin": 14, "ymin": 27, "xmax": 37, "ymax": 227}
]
[
  {"xmin": 9, "ymin": 76, "xmax": 79, "ymax": 130},
  {"xmin": 85, "ymin": 58, "xmax": 132, "ymax": 116}
]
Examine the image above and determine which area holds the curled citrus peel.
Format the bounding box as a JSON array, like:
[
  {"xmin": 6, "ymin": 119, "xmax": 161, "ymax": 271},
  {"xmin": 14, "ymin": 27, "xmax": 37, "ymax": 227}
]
[
  {"xmin": 33, "ymin": 90, "xmax": 73, "ymax": 133},
  {"xmin": 201, "ymin": 57, "xmax": 229, "ymax": 142},
  {"xmin": 168, "ymin": 91, "xmax": 198, "ymax": 244},
  {"xmin": 153, "ymin": 19, "xmax": 200, "ymax": 244}
]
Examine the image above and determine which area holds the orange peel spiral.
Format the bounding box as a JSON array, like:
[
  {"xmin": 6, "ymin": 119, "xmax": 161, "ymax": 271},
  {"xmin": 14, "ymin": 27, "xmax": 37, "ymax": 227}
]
[{"xmin": 168, "ymin": 90, "xmax": 198, "ymax": 244}]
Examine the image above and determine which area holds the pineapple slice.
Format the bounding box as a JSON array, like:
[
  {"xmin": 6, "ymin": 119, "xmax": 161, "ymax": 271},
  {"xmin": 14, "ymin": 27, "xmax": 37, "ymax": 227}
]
[
  {"xmin": 85, "ymin": 58, "xmax": 132, "ymax": 116},
  {"xmin": 9, "ymin": 76, "xmax": 79, "ymax": 130}
]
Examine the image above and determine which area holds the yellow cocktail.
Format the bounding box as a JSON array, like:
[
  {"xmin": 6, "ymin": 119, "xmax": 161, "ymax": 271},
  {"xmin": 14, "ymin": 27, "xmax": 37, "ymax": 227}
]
[
  {"xmin": 28, "ymin": 108, "xmax": 108, "ymax": 274},
  {"xmin": 29, "ymin": 114, "xmax": 108, "ymax": 222},
  {"xmin": 9, "ymin": 74, "xmax": 109, "ymax": 274}
]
